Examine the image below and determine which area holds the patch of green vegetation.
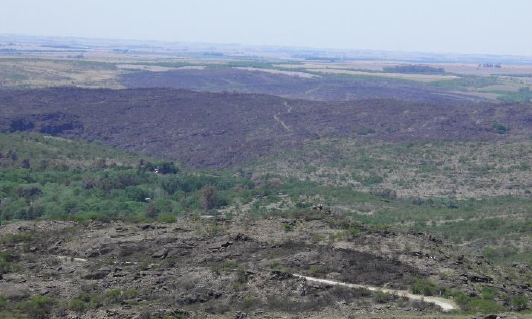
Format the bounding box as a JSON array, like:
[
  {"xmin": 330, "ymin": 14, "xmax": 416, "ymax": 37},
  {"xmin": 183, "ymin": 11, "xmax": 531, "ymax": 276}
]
[
  {"xmin": 465, "ymin": 298, "xmax": 506, "ymax": 314},
  {"xmin": 0, "ymin": 233, "xmax": 33, "ymax": 245},
  {"xmin": 68, "ymin": 298, "xmax": 88, "ymax": 312},
  {"xmin": 374, "ymin": 291, "xmax": 393, "ymax": 303},
  {"xmin": 411, "ymin": 278, "xmax": 446, "ymax": 296},
  {"xmin": 429, "ymin": 75, "xmax": 499, "ymax": 90},
  {"xmin": 512, "ymin": 295, "xmax": 529, "ymax": 311},
  {"xmin": 222, "ymin": 61, "xmax": 274, "ymax": 69},
  {"xmin": 383, "ymin": 65, "xmax": 445, "ymax": 74},
  {"xmin": 494, "ymin": 87, "xmax": 532, "ymax": 103},
  {"xmin": 0, "ymin": 251, "xmax": 21, "ymax": 274},
  {"xmin": 0, "ymin": 133, "xmax": 256, "ymax": 223},
  {"xmin": 16, "ymin": 296, "xmax": 55, "ymax": 319},
  {"xmin": 66, "ymin": 288, "xmax": 139, "ymax": 314},
  {"xmin": 73, "ymin": 60, "xmax": 117, "ymax": 70},
  {"xmin": 410, "ymin": 279, "xmax": 510, "ymax": 314},
  {"xmin": 362, "ymin": 174, "xmax": 383, "ymax": 186},
  {"xmin": 131, "ymin": 60, "xmax": 275, "ymax": 70},
  {"xmin": 131, "ymin": 61, "xmax": 196, "ymax": 68},
  {"xmin": 282, "ymin": 223, "xmax": 293, "ymax": 232},
  {"xmin": 492, "ymin": 121, "xmax": 508, "ymax": 134},
  {"xmin": 6, "ymin": 73, "xmax": 29, "ymax": 82},
  {"xmin": 1, "ymin": 288, "xmax": 143, "ymax": 317},
  {"xmin": 315, "ymin": 71, "xmax": 419, "ymax": 84}
]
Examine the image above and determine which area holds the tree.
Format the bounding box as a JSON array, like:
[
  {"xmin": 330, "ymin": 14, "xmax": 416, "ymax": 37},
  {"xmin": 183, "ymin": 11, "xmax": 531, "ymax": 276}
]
[
  {"xmin": 200, "ymin": 185, "xmax": 217, "ymax": 210},
  {"xmin": 492, "ymin": 121, "xmax": 507, "ymax": 134},
  {"xmin": 157, "ymin": 162, "xmax": 179, "ymax": 175},
  {"xmin": 21, "ymin": 158, "xmax": 31, "ymax": 169},
  {"xmin": 144, "ymin": 203, "xmax": 160, "ymax": 219}
]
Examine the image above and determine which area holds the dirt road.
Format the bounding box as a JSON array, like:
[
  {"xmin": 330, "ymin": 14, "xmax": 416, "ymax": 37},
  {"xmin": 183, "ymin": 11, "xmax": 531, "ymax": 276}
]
[{"xmin": 293, "ymin": 274, "xmax": 458, "ymax": 312}]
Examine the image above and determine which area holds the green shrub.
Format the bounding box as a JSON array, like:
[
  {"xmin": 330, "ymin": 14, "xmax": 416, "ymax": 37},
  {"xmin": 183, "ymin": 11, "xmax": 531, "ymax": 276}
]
[
  {"xmin": 125, "ymin": 186, "xmax": 150, "ymax": 202},
  {"xmin": 492, "ymin": 122, "xmax": 507, "ymax": 134},
  {"xmin": 374, "ymin": 291, "xmax": 392, "ymax": 303},
  {"xmin": 74, "ymin": 292, "xmax": 102, "ymax": 309},
  {"xmin": 347, "ymin": 226, "xmax": 360, "ymax": 238},
  {"xmin": 512, "ymin": 295, "xmax": 528, "ymax": 311},
  {"xmin": 0, "ymin": 251, "xmax": 21, "ymax": 274},
  {"xmin": 105, "ymin": 289, "xmax": 122, "ymax": 303},
  {"xmin": 362, "ymin": 175, "xmax": 383, "ymax": 186},
  {"xmin": 467, "ymin": 299, "xmax": 505, "ymax": 314},
  {"xmin": 481, "ymin": 287, "xmax": 496, "ymax": 300},
  {"xmin": 282, "ymin": 223, "xmax": 292, "ymax": 232},
  {"xmin": 309, "ymin": 265, "xmax": 320, "ymax": 274},
  {"xmin": 17, "ymin": 296, "xmax": 55, "ymax": 319},
  {"xmin": 158, "ymin": 214, "xmax": 176, "ymax": 223},
  {"xmin": 139, "ymin": 258, "xmax": 150, "ymax": 271},
  {"xmin": 68, "ymin": 299, "xmax": 87, "ymax": 312},
  {"xmin": 450, "ymin": 291, "xmax": 471, "ymax": 306},
  {"xmin": 411, "ymin": 279, "xmax": 446, "ymax": 297},
  {"xmin": 1, "ymin": 233, "xmax": 33, "ymax": 244},
  {"xmin": 269, "ymin": 261, "xmax": 280, "ymax": 269}
]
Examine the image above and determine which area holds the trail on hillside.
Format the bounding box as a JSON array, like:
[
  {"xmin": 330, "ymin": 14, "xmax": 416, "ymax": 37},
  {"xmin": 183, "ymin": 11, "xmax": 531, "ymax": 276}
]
[
  {"xmin": 284, "ymin": 101, "xmax": 292, "ymax": 113},
  {"xmin": 273, "ymin": 102, "xmax": 292, "ymax": 132},
  {"xmin": 293, "ymin": 274, "xmax": 458, "ymax": 312}
]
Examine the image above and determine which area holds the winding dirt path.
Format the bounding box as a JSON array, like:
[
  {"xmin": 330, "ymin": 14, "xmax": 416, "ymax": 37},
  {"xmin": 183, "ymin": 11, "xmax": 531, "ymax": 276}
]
[{"xmin": 293, "ymin": 274, "xmax": 458, "ymax": 312}]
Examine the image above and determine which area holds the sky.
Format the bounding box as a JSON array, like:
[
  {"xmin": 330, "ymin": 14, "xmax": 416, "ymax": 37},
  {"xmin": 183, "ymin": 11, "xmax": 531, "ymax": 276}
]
[{"xmin": 1, "ymin": 0, "xmax": 532, "ymax": 56}]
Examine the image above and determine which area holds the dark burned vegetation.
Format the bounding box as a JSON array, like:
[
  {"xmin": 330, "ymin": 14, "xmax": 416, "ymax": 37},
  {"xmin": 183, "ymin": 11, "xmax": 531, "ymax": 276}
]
[
  {"xmin": 0, "ymin": 87, "xmax": 530, "ymax": 168},
  {"xmin": 120, "ymin": 68, "xmax": 465, "ymax": 102}
]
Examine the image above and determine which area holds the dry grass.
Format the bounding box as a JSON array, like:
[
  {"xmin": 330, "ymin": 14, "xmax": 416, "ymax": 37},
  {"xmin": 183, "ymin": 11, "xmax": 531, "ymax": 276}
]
[
  {"xmin": 234, "ymin": 67, "xmax": 319, "ymax": 78},
  {"xmin": 249, "ymin": 139, "xmax": 532, "ymax": 199},
  {"xmin": 312, "ymin": 68, "xmax": 459, "ymax": 82},
  {"xmin": 0, "ymin": 58, "xmax": 124, "ymax": 88}
]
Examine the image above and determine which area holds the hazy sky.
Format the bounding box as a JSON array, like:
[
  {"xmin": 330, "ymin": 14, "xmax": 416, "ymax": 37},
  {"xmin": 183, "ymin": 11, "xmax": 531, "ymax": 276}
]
[{"xmin": 2, "ymin": 0, "xmax": 532, "ymax": 56}]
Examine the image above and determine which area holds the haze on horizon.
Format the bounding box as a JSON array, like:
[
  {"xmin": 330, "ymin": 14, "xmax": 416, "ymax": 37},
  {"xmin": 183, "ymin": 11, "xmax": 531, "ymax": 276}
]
[{"xmin": 1, "ymin": 0, "xmax": 532, "ymax": 56}]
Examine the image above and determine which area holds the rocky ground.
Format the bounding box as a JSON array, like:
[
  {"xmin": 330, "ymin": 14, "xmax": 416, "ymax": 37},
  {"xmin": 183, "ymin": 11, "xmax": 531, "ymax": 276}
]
[{"xmin": 1, "ymin": 210, "xmax": 531, "ymax": 318}]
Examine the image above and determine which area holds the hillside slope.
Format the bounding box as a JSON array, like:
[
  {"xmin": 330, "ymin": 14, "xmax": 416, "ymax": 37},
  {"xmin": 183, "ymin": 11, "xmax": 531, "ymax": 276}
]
[
  {"xmin": 1, "ymin": 88, "xmax": 531, "ymax": 168},
  {"xmin": 0, "ymin": 133, "xmax": 531, "ymax": 318},
  {"xmin": 120, "ymin": 68, "xmax": 477, "ymax": 102}
]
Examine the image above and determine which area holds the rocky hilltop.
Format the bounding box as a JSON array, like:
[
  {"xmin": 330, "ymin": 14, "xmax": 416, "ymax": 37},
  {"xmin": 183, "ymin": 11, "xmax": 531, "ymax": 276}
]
[{"xmin": 1, "ymin": 210, "xmax": 529, "ymax": 318}]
